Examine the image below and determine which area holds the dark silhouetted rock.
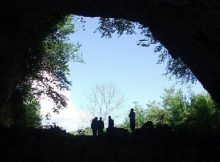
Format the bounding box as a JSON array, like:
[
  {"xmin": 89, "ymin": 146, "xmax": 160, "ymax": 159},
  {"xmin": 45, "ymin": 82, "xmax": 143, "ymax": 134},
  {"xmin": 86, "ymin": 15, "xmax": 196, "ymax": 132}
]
[{"xmin": 106, "ymin": 127, "xmax": 129, "ymax": 139}]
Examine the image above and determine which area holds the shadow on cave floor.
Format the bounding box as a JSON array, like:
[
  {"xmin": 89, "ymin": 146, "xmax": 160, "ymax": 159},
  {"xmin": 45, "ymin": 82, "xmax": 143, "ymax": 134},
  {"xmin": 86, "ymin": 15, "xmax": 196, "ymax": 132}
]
[{"xmin": 0, "ymin": 125, "xmax": 220, "ymax": 162}]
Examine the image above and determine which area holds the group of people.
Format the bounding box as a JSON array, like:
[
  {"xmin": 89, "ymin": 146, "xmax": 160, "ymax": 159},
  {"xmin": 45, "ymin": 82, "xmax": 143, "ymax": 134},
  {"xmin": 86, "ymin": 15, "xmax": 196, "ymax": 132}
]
[
  {"xmin": 91, "ymin": 116, "xmax": 114, "ymax": 136},
  {"xmin": 91, "ymin": 117, "xmax": 104, "ymax": 136},
  {"xmin": 91, "ymin": 108, "xmax": 136, "ymax": 136}
]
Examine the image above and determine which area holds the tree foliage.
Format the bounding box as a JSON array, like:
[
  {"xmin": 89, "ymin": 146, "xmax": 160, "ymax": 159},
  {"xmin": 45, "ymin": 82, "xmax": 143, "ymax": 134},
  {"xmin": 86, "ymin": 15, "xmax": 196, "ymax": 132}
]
[
  {"xmin": 22, "ymin": 15, "xmax": 82, "ymax": 112},
  {"xmin": 96, "ymin": 18, "xmax": 136, "ymax": 38},
  {"xmin": 12, "ymin": 89, "xmax": 42, "ymax": 128},
  {"xmin": 0, "ymin": 88, "xmax": 42, "ymax": 128},
  {"xmin": 121, "ymin": 88, "xmax": 220, "ymax": 130},
  {"xmin": 0, "ymin": 15, "xmax": 82, "ymax": 127}
]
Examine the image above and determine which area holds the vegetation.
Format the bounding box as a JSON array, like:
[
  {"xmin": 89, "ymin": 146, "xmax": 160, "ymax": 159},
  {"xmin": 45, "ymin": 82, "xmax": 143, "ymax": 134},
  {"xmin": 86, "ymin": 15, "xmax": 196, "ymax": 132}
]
[
  {"xmin": 120, "ymin": 88, "xmax": 220, "ymax": 131},
  {"xmin": 0, "ymin": 2, "xmax": 219, "ymax": 161},
  {"xmin": 21, "ymin": 15, "xmax": 82, "ymax": 112},
  {"xmin": 12, "ymin": 90, "xmax": 42, "ymax": 128},
  {"xmin": 0, "ymin": 15, "xmax": 82, "ymax": 128},
  {"xmin": 86, "ymin": 83, "xmax": 124, "ymax": 122}
]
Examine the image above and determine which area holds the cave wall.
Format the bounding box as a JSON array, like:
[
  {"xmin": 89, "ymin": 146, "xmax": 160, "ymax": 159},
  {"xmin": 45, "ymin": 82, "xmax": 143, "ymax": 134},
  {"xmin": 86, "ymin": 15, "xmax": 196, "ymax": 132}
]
[{"xmin": 0, "ymin": 0, "xmax": 220, "ymax": 108}]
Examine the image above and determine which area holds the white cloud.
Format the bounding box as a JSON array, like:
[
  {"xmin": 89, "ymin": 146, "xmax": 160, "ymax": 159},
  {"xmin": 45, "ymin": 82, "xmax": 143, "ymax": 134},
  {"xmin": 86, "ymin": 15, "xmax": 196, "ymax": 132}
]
[{"xmin": 40, "ymin": 90, "xmax": 92, "ymax": 132}]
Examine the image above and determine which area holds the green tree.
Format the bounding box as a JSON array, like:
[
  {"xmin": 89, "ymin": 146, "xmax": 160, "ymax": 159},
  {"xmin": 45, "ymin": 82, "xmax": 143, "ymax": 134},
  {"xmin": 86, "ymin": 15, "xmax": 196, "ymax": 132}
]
[
  {"xmin": 22, "ymin": 15, "xmax": 82, "ymax": 112},
  {"xmin": 11, "ymin": 90, "xmax": 42, "ymax": 128},
  {"xmin": 132, "ymin": 102, "xmax": 147, "ymax": 128},
  {"xmin": 145, "ymin": 102, "xmax": 170, "ymax": 126},
  {"xmin": 185, "ymin": 93, "xmax": 220, "ymax": 129},
  {"xmin": 161, "ymin": 88, "xmax": 188, "ymax": 127},
  {"xmin": 0, "ymin": 88, "xmax": 42, "ymax": 128},
  {"xmin": 120, "ymin": 102, "xmax": 148, "ymax": 129},
  {"xmin": 0, "ymin": 15, "xmax": 82, "ymax": 127},
  {"xmin": 120, "ymin": 88, "xmax": 220, "ymax": 130}
]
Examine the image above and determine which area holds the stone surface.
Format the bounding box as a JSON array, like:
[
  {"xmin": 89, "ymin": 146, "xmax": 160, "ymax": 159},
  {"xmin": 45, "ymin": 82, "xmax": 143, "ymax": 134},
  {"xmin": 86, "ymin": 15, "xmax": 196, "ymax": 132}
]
[{"xmin": 0, "ymin": 0, "xmax": 220, "ymax": 108}]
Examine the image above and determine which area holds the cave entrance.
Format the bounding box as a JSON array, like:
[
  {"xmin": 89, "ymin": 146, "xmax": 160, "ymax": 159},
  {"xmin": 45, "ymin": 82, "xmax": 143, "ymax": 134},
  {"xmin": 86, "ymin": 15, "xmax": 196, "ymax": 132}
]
[{"xmin": 40, "ymin": 16, "xmax": 205, "ymax": 132}]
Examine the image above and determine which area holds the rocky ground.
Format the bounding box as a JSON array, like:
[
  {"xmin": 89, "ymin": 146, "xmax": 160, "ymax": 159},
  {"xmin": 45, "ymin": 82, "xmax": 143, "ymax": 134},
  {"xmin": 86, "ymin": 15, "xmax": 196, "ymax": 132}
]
[{"xmin": 0, "ymin": 125, "xmax": 220, "ymax": 162}]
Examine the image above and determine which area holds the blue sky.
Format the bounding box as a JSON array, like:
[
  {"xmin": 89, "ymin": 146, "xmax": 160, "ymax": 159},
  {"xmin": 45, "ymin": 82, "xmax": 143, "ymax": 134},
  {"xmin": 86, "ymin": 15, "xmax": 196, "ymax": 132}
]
[
  {"xmin": 67, "ymin": 17, "xmax": 205, "ymax": 125},
  {"xmin": 41, "ymin": 17, "xmax": 206, "ymax": 131}
]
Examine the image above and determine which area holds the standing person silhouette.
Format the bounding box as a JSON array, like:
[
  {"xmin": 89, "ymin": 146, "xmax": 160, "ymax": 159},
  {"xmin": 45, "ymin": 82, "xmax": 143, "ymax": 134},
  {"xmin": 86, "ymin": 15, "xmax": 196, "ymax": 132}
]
[
  {"xmin": 106, "ymin": 116, "xmax": 114, "ymax": 136},
  {"xmin": 129, "ymin": 108, "xmax": 135, "ymax": 132},
  {"xmin": 108, "ymin": 116, "xmax": 114, "ymax": 129},
  {"xmin": 97, "ymin": 117, "xmax": 104, "ymax": 136},
  {"xmin": 91, "ymin": 117, "xmax": 98, "ymax": 136}
]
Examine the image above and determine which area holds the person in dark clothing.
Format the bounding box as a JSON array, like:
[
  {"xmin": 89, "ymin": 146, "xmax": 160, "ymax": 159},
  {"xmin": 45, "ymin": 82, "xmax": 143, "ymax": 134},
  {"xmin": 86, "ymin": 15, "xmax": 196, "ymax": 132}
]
[
  {"xmin": 91, "ymin": 117, "xmax": 98, "ymax": 136},
  {"xmin": 97, "ymin": 117, "xmax": 104, "ymax": 136},
  {"xmin": 129, "ymin": 108, "xmax": 135, "ymax": 132},
  {"xmin": 108, "ymin": 116, "xmax": 114, "ymax": 129}
]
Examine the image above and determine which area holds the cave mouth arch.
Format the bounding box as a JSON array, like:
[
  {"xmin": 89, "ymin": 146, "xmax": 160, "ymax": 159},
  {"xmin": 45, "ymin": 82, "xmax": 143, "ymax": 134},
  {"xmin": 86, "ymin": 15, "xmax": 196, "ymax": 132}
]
[
  {"xmin": 38, "ymin": 16, "xmax": 204, "ymax": 132},
  {"xmin": 0, "ymin": 0, "xmax": 220, "ymax": 111}
]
